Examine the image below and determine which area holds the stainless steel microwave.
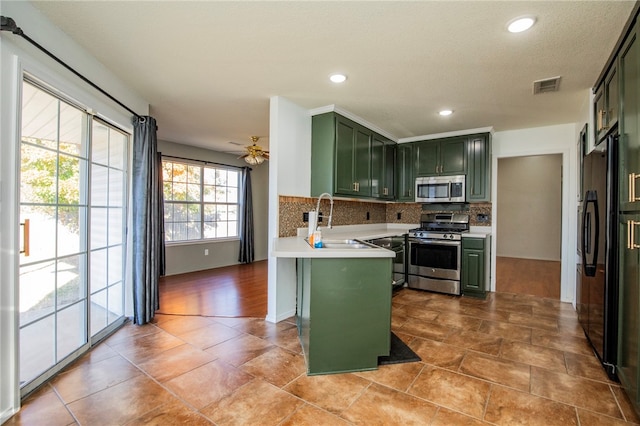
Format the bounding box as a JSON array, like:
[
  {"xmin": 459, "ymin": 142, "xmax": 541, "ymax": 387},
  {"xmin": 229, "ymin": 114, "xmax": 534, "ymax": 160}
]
[{"xmin": 415, "ymin": 175, "xmax": 466, "ymax": 203}]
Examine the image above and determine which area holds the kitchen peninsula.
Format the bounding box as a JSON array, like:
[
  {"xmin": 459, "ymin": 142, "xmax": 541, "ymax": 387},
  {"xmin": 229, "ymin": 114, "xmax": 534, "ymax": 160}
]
[{"xmin": 272, "ymin": 226, "xmax": 405, "ymax": 375}]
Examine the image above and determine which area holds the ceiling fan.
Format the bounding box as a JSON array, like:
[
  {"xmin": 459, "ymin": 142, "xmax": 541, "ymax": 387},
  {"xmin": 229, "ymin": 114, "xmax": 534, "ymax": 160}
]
[{"xmin": 238, "ymin": 136, "xmax": 269, "ymax": 165}]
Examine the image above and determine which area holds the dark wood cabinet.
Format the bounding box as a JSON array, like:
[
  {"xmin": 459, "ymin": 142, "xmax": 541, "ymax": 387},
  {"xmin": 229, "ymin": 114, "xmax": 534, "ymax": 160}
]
[{"xmin": 415, "ymin": 138, "xmax": 465, "ymax": 177}]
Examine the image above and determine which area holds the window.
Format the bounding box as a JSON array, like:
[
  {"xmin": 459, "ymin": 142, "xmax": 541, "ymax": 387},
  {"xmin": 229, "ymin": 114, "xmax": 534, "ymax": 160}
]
[{"xmin": 162, "ymin": 160, "xmax": 239, "ymax": 242}]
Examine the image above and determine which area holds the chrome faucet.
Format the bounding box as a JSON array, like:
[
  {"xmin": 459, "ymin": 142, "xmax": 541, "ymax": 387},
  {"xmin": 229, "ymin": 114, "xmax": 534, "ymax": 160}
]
[{"xmin": 315, "ymin": 192, "xmax": 334, "ymax": 230}]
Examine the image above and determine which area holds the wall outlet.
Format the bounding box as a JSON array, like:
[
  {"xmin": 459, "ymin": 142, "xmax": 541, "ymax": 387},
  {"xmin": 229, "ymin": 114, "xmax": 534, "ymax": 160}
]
[
  {"xmin": 317, "ymin": 212, "xmax": 323, "ymax": 223},
  {"xmin": 366, "ymin": 211, "xmax": 370, "ymax": 220},
  {"xmin": 397, "ymin": 212, "xmax": 402, "ymax": 220},
  {"xmin": 303, "ymin": 212, "xmax": 309, "ymax": 222},
  {"xmin": 204, "ymin": 249, "xmax": 209, "ymax": 256}
]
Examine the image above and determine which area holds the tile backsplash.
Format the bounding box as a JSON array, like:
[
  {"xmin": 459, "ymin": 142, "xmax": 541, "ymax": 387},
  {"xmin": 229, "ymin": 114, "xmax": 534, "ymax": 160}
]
[{"xmin": 278, "ymin": 196, "xmax": 491, "ymax": 237}]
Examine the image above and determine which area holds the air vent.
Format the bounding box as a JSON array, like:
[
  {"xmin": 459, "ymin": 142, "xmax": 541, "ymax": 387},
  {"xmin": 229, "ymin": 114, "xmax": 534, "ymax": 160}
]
[{"xmin": 533, "ymin": 76, "xmax": 561, "ymax": 94}]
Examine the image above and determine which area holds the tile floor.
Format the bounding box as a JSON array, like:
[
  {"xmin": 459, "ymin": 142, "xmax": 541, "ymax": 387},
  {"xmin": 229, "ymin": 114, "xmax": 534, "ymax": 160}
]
[{"xmin": 7, "ymin": 289, "xmax": 640, "ymax": 425}]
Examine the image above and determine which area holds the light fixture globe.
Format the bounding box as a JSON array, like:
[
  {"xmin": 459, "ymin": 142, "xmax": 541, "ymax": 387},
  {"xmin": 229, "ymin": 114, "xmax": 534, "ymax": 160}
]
[
  {"xmin": 507, "ymin": 16, "xmax": 536, "ymax": 33},
  {"xmin": 329, "ymin": 73, "xmax": 347, "ymax": 83}
]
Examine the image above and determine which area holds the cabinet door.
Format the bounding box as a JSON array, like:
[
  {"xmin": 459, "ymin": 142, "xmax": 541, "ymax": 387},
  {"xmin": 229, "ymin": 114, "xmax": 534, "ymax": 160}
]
[
  {"xmin": 354, "ymin": 126, "xmax": 372, "ymax": 197},
  {"xmin": 383, "ymin": 142, "xmax": 396, "ymax": 199},
  {"xmin": 335, "ymin": 118, "xmax": 358, "ymax": 195},
  {"xmin": 371, "ymin": 135, "xmax": 385, "ymax": 199},
  {"xmin": 606, "ymin": 63, "xmax": 619, "ymax": 131},
  {"xmin": 466, "ymin": 135, "xmax": 490, "ymax": 201},
  {"xmin": 415, "ymin": 141, "xmax": 438, "ymax": 176},
  {"xmin": 397, "ymin": 144, "xmax": 415, "ymax": 201},
  {"xmin": 619, "ymin": 22, "xmax": 640, "ymax": 212},
  {"xmin": 462, "ymin": 248, "xmax": 484, "ymax": 294},
  {"xmin": 594, "ymin": 83, "xmax": 606, "ymax": 143},
  {"xmin": 617, "ymin": 213, "xmax": 640, "ymax": 410},
  {"xmin": 440, "ymin": 138, "xmax": 466, "ymax": 175}
]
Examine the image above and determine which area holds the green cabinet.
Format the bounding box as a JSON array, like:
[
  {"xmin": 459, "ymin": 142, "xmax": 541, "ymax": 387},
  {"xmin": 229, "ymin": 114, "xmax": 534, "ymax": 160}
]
[
  {"xmin": 415, "ymin": 138, "xmax": 465, "ymax": 177},
  {"xmin": 335, "ymin": 116, "xmax": 371, "ymax": 196},
  {"xmin": 462, "ymin": 237, "xmax": 489, "ymax": 298},
  {"xmin": 296, "ymin": 257, "xmax": 392, "ymax": 375},
  {"xmin": 594, "ymin": 62, "xmax": 619, "ymax": 144},
  {"xmin": 466, "ymin": 134, "xmax": 492, "ymax": 202},
  {"xmin": 617, "ymin": 18, "xmax": 640, "ymax": 416},
  {"xmin": 372, "ymin": 134, "xmax": 396, "ymax": 200},
  {"xmin": 619, "ymin": 20, "xmax": 640, "ymax": 213},
  {"xmin": 312, "ymin": 112, "xmax": 397, "ymax": 200},
  {"xmin": 396, "ymin": 143, "xmax": 415, "ymax": 201}
]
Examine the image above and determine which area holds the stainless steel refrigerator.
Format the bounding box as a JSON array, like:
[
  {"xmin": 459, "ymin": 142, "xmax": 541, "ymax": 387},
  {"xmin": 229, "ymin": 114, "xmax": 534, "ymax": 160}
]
[{"xmin": 577, "ymin": 131, "xmax": 619, "ymax": 380}]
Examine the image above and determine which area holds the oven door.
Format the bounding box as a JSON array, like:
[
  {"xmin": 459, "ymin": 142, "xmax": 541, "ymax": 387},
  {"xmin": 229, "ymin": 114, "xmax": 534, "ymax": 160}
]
[{"xmin": 408, "ymin": 238, "xmax": 461, "ymax": 281}]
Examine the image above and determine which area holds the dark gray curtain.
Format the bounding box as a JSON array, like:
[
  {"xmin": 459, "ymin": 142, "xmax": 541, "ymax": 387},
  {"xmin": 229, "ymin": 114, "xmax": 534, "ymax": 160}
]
[
  {"xmin": 238, "ymin": 166, "xmax": 254, "ymax": 263},
  {"xmin": 132, "ymin": 116, "xmax": 165, "ymax": 324}
]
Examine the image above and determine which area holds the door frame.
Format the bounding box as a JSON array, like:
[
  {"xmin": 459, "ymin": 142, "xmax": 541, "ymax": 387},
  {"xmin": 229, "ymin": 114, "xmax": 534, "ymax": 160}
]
[{"xmin": 490, "ymin": 141, "xmax": 576, "ymax": 303}]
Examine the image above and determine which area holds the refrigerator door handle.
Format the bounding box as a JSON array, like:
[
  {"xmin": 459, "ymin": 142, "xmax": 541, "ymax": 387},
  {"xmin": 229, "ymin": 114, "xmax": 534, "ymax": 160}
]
[{"xmin": 583, "ymin": 191, "xmax": 598, "ymax": 277}]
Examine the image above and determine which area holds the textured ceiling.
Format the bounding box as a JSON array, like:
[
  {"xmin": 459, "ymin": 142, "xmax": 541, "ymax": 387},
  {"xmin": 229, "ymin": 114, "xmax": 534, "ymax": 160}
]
[{"xmin": 28, "ymin": 1, "xmax": 637, "ymax": 153}]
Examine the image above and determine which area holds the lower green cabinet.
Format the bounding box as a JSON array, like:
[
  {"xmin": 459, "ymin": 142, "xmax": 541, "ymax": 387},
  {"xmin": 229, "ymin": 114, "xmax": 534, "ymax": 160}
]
[
  {"xmin": 462, "ymin": 237, "xmax": 490, "ymax": 298},
  {"xmin": 296, "ymin": 257, "xmax": 392, "ymax": 375}
]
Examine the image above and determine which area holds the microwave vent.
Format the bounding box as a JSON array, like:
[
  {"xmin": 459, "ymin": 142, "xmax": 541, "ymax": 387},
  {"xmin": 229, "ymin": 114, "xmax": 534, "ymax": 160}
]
[{"xmin": 533, "ymin": 76, "xmax": 561, "ymax": 94}]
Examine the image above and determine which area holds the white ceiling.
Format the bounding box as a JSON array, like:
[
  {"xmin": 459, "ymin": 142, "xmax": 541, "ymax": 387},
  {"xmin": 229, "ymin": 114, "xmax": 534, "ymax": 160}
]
[{"xmin": 29, "ymin": 1, "xmax": 637, "ymax": 153}]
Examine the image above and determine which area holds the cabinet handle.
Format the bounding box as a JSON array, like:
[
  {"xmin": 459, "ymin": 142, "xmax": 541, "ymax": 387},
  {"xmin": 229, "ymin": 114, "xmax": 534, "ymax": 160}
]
[
  {"xmin": 628, "ymin": 220, "xmax": 640, "ymax": 250},
  {"xmin": 356, "ymin": 182, "xmax": 360, "ymax": 192},
  {"xmin": 20, "ymin": 218, "xmax": 30, "ymax": 256},
  {"xmin": 630, "ymin": 173, "xmax": 640, "ymax": 202},
  {"xmin": 353, "ymin": 182, "xmax": 357, "ymax": 191},
  {"xmin": 600, "ymin": 110, "xmax": 609, "ymax": 131}
]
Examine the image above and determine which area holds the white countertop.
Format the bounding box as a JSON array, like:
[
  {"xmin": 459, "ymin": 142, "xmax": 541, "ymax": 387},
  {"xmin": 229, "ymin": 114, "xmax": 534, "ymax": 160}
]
[
  {"xmin": 272, "ymin": 224, "xmax": 415, "ymax": 259},
  {"xmin": 271, "ymin": 223, "xmax": 492, "ymax": 258},
  {"xmin": 465, "ymin": 226, "xmax": 492, "ymax": 238}
]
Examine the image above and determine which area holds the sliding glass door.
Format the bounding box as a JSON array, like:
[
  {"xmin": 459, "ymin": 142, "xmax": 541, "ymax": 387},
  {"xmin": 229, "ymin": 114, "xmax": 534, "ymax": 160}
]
[{"xmin": 19, "ymin": 79, "xmax": 128, "ymax": 393}]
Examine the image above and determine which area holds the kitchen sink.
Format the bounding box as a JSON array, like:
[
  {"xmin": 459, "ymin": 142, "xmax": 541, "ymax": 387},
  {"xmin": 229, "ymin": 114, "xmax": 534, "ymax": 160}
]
[{"xmin": 306, "ymin": 238, "xmax": 375, "ymax": 249}]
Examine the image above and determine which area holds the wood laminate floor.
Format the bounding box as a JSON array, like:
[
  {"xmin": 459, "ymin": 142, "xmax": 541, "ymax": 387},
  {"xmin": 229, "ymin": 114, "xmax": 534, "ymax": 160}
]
[
  {"xmin": 496, "ymin": 256, "xmax": 561, "ymax": 299},
  {"xmin": 157, "ymin": 260, "xmax": 268, "ymax": 318}
]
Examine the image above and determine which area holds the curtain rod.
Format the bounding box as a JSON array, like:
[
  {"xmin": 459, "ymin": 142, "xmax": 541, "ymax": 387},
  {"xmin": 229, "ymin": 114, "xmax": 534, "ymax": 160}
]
[
  {"xmin": 162, "ymin": 154, "xmax": 251, "ymax": 171},
  {"xmin": 1, "ymin": 16, "xmax": 142, "ymax": 120}
]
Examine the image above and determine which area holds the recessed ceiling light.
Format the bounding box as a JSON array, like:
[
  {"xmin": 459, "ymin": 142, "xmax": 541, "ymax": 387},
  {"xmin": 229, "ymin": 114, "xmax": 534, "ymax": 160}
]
[
  {"xmin": 329, "ymin": 74, "xmax": 347, "ymax": 83},
  {"xmin": 439, "ymin": 109, "xmax": 453, "ymax": 116},
  {"xmin": 507, "ymin": 16, "xmax": 536, "ymax": 33}
]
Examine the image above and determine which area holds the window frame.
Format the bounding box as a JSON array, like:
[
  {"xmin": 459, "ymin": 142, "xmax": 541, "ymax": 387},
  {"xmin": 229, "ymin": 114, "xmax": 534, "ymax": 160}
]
[{"xmin": 161, "ymin": 158, "xmax": 241, "ymax": 244}]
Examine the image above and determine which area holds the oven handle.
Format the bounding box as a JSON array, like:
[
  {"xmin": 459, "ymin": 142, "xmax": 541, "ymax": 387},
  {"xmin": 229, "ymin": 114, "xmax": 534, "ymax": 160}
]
[{"xmin": 408, "ymin": 237, "xmax": 461, "ymax": 246}]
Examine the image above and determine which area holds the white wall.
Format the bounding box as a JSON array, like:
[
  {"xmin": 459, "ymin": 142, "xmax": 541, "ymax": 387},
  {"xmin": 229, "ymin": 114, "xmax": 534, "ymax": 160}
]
[
  {"xmin": 0, "ymin": 2, "xmax": 148, "ymax": 420},
  {"xmin": 497, "ymin": 154, "xmax": 563, "ymax": 261},
  {"xmin": 158, "ymin": 140, "xmax": 269, "ymax": 275},
  {"xmin": 266, "ymin": 96, "xmax": 311, "ymax": 323},
  {"xmin": 491, "ymin": 122, "xmax": 581, "ymax": 303}
]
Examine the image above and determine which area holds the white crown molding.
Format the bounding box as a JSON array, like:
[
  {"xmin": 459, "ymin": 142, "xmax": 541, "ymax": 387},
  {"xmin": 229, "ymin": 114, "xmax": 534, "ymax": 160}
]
[{"xmin": 309, "ymin": 105, "xmax": 494, "ymax": 144}]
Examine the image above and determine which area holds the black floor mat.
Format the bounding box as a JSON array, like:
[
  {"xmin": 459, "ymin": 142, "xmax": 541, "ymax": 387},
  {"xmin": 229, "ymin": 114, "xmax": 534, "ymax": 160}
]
[{"xmin": 378, "ymin": 332, "xmax": 421, "ymax": 365}]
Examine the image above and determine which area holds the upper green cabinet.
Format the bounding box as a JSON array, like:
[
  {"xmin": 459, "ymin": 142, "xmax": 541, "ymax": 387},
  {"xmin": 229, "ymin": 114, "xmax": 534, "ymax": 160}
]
[
  {"xmin": 372, "ymin": 134, "xmax": 396, "ymax": 200},
  {"xmin": 415, "ymin": 137, "xmax": 465, "ymax": 177},
  {"xmin": 312, "ymin": 112, "xmax": 396, "ymax": 200},
  {"xmin": 619, "ymin": 20, "xmax": 640, "ymax": 213},
  {"xmin": 594, "ymin": 62, "xmax": 619, "ymax": 144},
  {"xmin": 466, "ymin": 134, "xmax": 492, "ymax": 202},
  {"xmin": 396, "ymin": 143, "xmax": 415, "ymax": 201}
]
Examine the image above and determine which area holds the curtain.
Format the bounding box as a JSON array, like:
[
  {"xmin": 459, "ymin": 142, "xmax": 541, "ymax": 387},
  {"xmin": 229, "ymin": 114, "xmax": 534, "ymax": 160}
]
[
  {"xmin": 238, "ymin": 166, "xmax": 254, "ymax": 263},
  {"xmin": 131, "ymin": 116, "xmax": 165, "ymax": 325}
]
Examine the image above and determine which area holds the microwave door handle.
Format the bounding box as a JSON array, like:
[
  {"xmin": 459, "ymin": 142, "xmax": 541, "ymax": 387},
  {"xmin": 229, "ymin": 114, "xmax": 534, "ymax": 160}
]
[{"xmin": 448, "ymin": 181, "xmax": 452, "ymax": 201}]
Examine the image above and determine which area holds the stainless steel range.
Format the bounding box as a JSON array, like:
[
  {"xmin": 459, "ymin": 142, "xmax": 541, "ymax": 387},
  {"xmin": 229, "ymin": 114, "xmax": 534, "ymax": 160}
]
[{"xmin": 407, "ymin": 213, "xmax": 469, "ymax": 295}]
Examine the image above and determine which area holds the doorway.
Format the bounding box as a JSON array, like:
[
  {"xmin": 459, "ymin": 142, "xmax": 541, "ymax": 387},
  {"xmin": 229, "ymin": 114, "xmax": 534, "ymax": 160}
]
[{"xmin": 496, "ymin": 154, "xmax": 563, "ymax": 298}]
